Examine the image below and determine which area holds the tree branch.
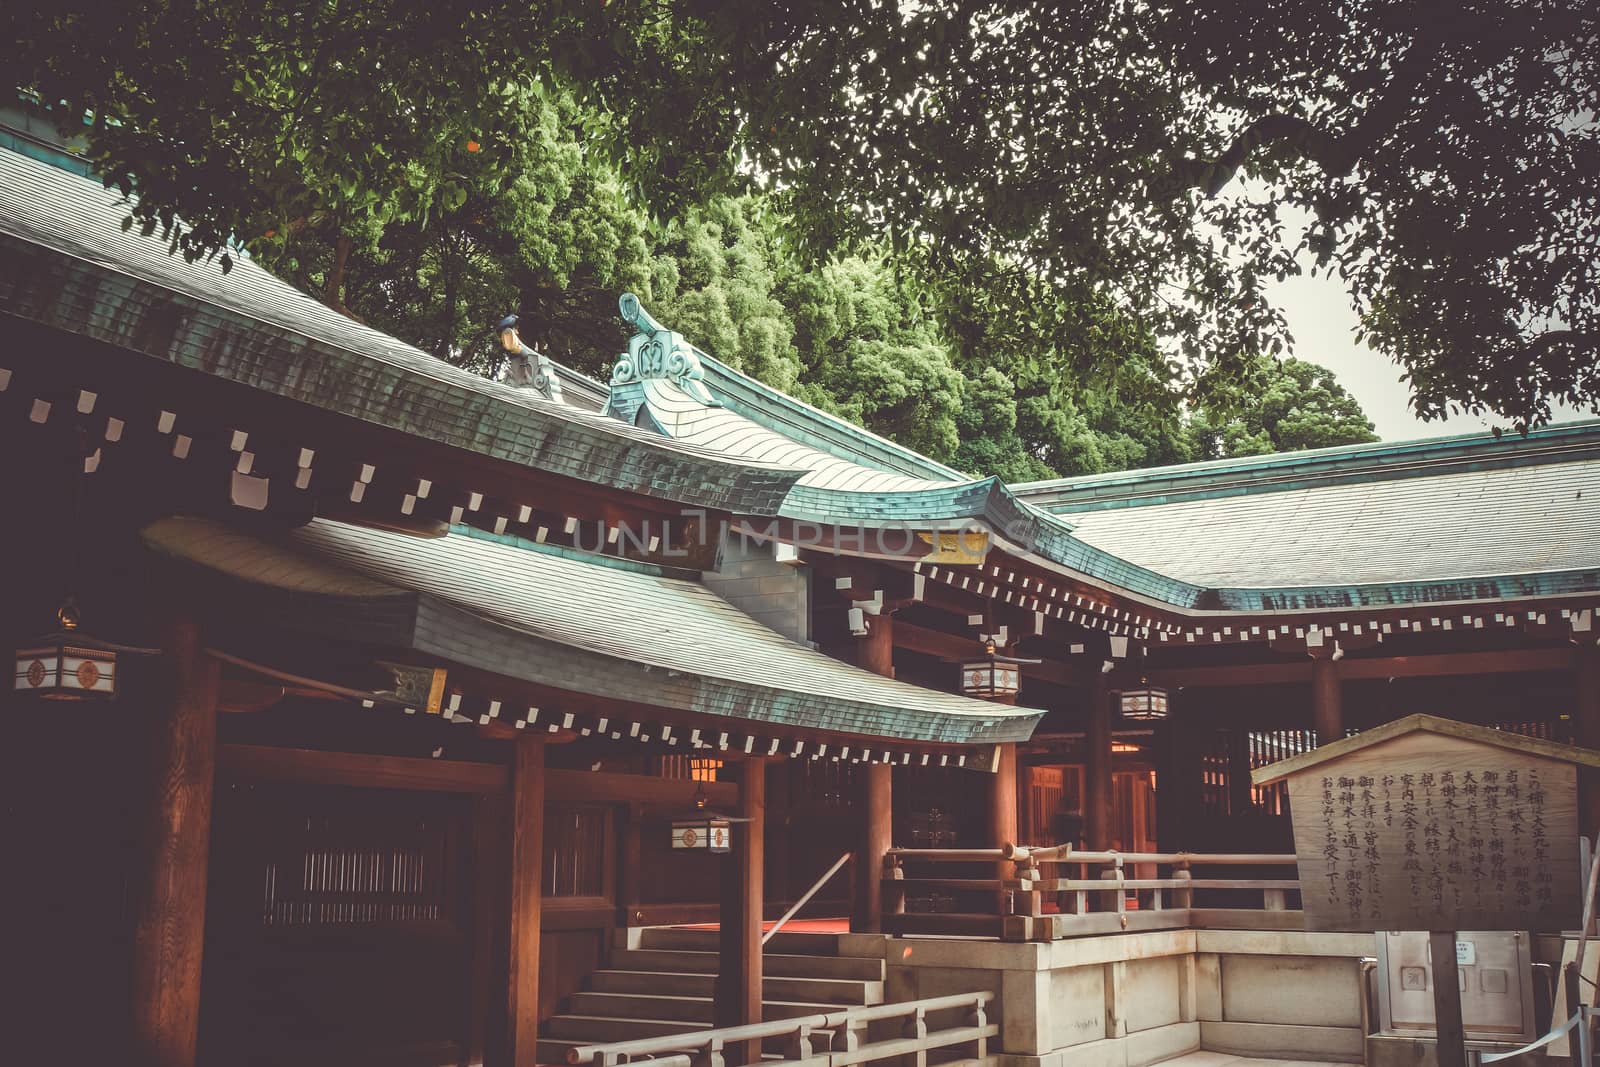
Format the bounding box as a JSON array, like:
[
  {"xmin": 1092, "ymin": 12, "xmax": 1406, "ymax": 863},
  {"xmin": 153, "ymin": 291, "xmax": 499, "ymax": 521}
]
[{"xmin": 1171, "ymin": 38, "xmax": 1439, "ymax": 197}]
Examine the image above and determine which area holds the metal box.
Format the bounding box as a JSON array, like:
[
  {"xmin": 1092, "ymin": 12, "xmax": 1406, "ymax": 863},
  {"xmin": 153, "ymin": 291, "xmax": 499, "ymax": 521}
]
[{"xmin": 1373, "ymin": 930, "xmax": 1536, "ymax": 1044}]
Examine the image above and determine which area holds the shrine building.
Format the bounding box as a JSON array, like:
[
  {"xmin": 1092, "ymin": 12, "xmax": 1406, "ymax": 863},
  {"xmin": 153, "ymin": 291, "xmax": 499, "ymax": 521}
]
[{"xmin": 3, "ymin": 136, "xmax": 1599, "ymax": 1067}]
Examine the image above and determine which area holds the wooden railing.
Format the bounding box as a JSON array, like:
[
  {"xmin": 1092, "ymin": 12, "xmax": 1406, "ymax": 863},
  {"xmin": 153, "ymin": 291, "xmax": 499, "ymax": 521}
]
[
  {"xmin": 883, "ymin": 845, "xmax": 1300, "ymax": 941},
  {"xmin": 564, "ymin": 990, "xmax": 996, "ymax": 1067}
]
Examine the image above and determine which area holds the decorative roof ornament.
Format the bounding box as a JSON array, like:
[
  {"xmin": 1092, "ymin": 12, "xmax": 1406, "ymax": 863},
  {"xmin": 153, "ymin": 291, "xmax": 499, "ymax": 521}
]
[
  {"xmin": 497, "ymin": 314, "xmax": 564, "ymax": 403},
  {"xmin": 609, "ymin": 293, "xmax": 718, "ymax": 405}
]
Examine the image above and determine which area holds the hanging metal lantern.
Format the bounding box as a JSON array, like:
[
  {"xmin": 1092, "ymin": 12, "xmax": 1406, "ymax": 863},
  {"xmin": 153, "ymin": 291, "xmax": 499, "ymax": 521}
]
[
  {"xmin": 12, "ymin": 600, "xmax": 154, "ymax": 701},
  {"xmin": 671, "ymin": 815, "xmax": 732, "ymax": 852},
  {"xmin": 961, "ymin": 658, "xmax": 1021, "ymax": 699},
  {"xmin": 670, "ymin": 784, "xmax": 733, "ymax": 852},
  {"xmin": 1119, "ymin": 679, "xmax": 1170, "ymax": 721}
]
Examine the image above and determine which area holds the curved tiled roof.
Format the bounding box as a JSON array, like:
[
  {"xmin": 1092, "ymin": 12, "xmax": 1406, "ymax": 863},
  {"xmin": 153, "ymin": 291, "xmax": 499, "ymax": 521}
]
[
  {"xmin": 8, "ymin": 142, "xmax": 1596, "ymax": 618},
  {"xmin": 143, "ymin": 516, "xmax": 1042, "ymax": 744},
  {"xmin": 0, "ymin": 147, "xmax": 806, "ymax": 516},
  {"xmin": 1061, "ymin": 457, "xmax": 1600, "ymax": 589}
]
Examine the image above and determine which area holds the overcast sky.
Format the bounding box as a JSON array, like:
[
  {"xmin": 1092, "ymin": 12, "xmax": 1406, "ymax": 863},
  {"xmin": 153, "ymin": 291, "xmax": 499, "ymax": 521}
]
[{"xmin": 1267, "ymin": 271, "xmax": 1598, "ymax": 443}]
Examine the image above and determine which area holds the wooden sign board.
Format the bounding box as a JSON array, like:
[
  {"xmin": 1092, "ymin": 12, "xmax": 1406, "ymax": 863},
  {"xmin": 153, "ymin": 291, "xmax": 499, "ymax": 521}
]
[{"xmin": 1255, "ymin": 715, "xmax": 1600, "ymax": 933}]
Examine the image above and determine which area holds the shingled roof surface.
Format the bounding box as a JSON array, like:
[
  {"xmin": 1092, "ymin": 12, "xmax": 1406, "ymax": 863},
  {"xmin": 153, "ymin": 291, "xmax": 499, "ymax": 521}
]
[
  {"xmin": 143, "ymin": 516, "xmax": 1043, "ymax": 745},
  {"xmin": 1012, "ymin": 423, "xmax": 1600, "ymax": 596},
  {"xmin": 0, "ymin": 147, "xmax": 804, "ymax": 516},
  {"xmin": 7, "ymin": 143, "xmax": 1597, "ymax": 615}
]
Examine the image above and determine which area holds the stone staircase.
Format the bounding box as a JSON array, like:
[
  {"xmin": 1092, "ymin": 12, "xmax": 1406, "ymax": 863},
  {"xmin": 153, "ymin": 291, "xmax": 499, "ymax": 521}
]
[{"xmin": 537, "ymin": 927, "xmax": 886, "ymax": 1065}]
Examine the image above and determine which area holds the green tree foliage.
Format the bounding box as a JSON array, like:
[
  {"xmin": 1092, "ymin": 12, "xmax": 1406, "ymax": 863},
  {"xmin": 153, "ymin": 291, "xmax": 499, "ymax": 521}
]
[
  {"xmin": 1189, "ymin": 357, "xmax": 1381, "ymax": 459},
  {"xmin": 284, "ymin": 92, "xmax": 652, "ymax": 371},
  {"xmin": 643, "ymin": 1, "xmax": 1598, "ymax": 430},
  {"xmin": 2, "ymin": 1, "xmax": 1390, "ymax": 479}
]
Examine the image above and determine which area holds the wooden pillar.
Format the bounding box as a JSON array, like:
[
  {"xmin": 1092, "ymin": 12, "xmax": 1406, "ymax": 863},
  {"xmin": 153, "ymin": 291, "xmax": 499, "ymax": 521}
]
[
  {"xmin": 853, "ymin": 763, "xmax": 893, "ymax": 933},
  {"xmin": 130, "ymin": 617, "xmax": 220, "ymax": 1067},
  {"xmin": 1576, "ymin": 644, "xmax": 1600, "ymax": 839},
  {"xmin": 857, "ymin": 611, "xmax": 894, "ymax": 677},
  {"xmin": 717, "ymin": 757, "xmax": 766, "ymax": 1066},
  {"xmin": 506, "ymin": 737, "xmax": 545, "ymax": 1067},
  {"xmin": 1086, "ymin": 675, "xmax": 1114, "ymax": 851},
  {"xmin": 990, "ymin": 742, "xmax": 1019, "ymax": 910},
  {"xmin": 989, "ymin": 742, "xmax": 1018, "ymax": 848},
  {"xmin": 618, "ymin": 801, "xmax": 644, "ymax": 927},
  {"xmin": 1312, "ymin": 656, "xmax": 1343, "ymax": 744},
  {"xmin": 853, "ymin": 610, "xmax": 894, "ymax": 934},
  {"xmin": 1227, "ymin": 727, "xmax": 1253, "ymax": 817}
]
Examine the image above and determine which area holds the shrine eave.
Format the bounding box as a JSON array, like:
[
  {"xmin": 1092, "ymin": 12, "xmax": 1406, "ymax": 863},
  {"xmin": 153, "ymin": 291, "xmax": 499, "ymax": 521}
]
[
  {"xmin": 142, "ymin": 516, "xmax": 1043, "ymax": 746},
  {"xmin": 0, "ymin": 152, "xmax": 804, "ymax": 517}
]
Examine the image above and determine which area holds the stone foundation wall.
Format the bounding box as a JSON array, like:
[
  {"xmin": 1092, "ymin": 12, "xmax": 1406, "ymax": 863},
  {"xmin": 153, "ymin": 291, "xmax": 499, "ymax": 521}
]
[{"xmin": 881, "ymin": 927, "xmax": 1373, "ymax": 1067}]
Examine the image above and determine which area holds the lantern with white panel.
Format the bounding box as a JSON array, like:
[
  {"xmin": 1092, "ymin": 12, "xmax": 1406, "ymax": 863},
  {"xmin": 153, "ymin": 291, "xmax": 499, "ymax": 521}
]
[
  {"xmin": 671, "ymin": 815, "xmax": 732, "ymax": 852},
  {"xmin": 671, "ymin": 783, "xmax": 734, "ymax": 852},
  {"xmin": 12, "ymin": 600, "xmax": 154, "ymax": 701},
  {"xmin": 961, "ymin": 658, "xmax": 1021, "ymax": 699},
  {"xmin": 1119, "ymin": 680, "xmax": 1170, "ymax": 721}
]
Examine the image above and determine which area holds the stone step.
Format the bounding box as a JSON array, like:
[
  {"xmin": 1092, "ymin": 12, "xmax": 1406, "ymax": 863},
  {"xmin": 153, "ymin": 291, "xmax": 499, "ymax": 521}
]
[
  {"xmin": 588, "ymin": 969, "xmax": 883, "ymax": 1006},
  {"xmin": 566, "ymin": 991, "xmax": 838, "ymax": 1023},
  {"xmin": 636, "ymin": 927, "xmax": 848, "ymax": 956},
  {"xmin": 610, "ymin": 948, "xmax": 884, "ymax": 982}
]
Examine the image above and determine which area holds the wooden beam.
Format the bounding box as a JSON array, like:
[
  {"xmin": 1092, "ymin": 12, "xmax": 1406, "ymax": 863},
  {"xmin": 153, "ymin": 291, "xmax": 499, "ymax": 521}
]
[
  {"xmin": 130, "ymin": 617, "xmax": 219, "ymax": 1067},
  {"xmin": 545, "ymin": 768, "xmax": 736, "ymax": 809},
  {"xmin": 1156, "ymin": 645, "xmax": 1574, "ymax": 688},
  {"xmin": 717, "ymin": 757, "xmax": 766, "ymax": 1066},
  {"xmin": 218, "ymin": 743, "xmax": 509, "ymax": 793},
  {"xmin": 893, "ymin": 618, "xmax": 1083, "ymax": 686},
  {"xmin": 1336, "ymin": 646, "xmax": 1571, "ymax": 680},
  {"xmin": 506, "ymin": 737, "xmax": 545, "ymax": 1067}
]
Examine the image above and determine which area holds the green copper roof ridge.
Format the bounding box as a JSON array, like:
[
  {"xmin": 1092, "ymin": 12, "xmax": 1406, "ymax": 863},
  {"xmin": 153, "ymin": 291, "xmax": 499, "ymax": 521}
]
[
  {"xmin": 1207, "ymin": 566, "xmax": 1600, "ymax": 613},
  {"xmin": 692, "ymin": 348, "xmax": 971, "ymax": 483},
  {"xmin": 0, "ymin": 234, "xmax": 806, "ymax": 518},
  {"xmin": 447, "ymin": 523, "xmax": 702, "ymax": 580},
  {"xmin": 1012, "ymin": 419, "xmax": 1600, "ymax": 512}
]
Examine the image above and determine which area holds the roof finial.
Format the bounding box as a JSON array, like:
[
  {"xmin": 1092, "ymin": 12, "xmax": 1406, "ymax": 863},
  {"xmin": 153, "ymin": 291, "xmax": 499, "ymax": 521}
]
[{"xmin": 496, "ymin": 313, "xmax": 563, "ymax": 403}]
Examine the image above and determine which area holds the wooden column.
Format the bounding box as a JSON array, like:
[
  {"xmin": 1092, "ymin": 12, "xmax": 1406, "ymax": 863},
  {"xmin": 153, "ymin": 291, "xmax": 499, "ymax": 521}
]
[
  {"xmin": 1086, "ymin": 675, "xmax": 1114, "ymax": 851},
  {"xmin": 989, "ymin": 742, "xmax": 1019, "ymax": 910},
  {"xmin": 1312, "ymin": 656, "xmax": 1343, "ymax": 744},
  {"xmin": 853, "ymin": 763, "xmax": 893, "ymax": 932},
  {"xmin": 717, "ymin": 757, "xmax": 767, "ymax": 1066},
  {"xmin": 130, "ymin": 617, "xmax": 220, "ymax": 1067},
  {"xmin": 617, "ymin": 801, "xmax": 644, "ymax": 927},
  {"xmin": 506, "ymin": 736, "xmax": 545, "ymax": 1067},
  {"xmin": 857, "ymin": 610, "xmax": 894, "ymax": 676},
  {"xmin": 853, "ymin": 611, "xmax": 894, "ymax": 934},
  {"xmin": 1227, "ymin": 727, "xmax": 1253, "ymax": 817},
  {"xmin": 1576, "ymin": 643, "xmax": 1600, "ymax": 839}
]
